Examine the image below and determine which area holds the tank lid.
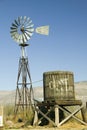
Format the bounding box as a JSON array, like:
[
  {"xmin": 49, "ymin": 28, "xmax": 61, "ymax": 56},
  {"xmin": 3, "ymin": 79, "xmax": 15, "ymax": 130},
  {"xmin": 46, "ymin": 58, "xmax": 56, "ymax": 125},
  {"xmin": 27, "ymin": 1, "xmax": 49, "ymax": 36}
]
[{"xmin": 43, "ymin": 70, "xmax": 73, "ymax": 75}]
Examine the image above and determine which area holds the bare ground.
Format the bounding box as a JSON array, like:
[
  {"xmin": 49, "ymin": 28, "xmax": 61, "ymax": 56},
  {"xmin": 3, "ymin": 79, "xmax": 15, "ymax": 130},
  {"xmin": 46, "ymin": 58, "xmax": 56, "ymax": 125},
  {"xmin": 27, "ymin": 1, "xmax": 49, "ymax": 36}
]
[{"xmin": 4, "ymin": 120, "xmax": 87, "ymax": 130}]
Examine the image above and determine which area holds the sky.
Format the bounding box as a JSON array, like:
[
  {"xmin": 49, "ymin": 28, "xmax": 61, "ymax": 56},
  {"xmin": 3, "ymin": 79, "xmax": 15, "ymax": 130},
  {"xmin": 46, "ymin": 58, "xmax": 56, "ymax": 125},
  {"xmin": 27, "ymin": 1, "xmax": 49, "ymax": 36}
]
[{"xmin": 0, "ymin": 0, "xmax": 87, "ymax": 90}]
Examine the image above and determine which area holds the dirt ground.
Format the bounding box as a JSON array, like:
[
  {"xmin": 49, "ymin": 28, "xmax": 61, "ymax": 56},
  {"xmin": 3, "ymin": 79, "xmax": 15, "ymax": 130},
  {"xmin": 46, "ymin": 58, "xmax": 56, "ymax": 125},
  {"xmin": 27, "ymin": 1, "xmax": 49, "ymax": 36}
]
[
  {"xmin": 4, "ymin": 127, "xmax": 87, "ymax": 130},
  {"xmin": 4, "ymin": 121, "xmax": 87, "ymax": 130}
]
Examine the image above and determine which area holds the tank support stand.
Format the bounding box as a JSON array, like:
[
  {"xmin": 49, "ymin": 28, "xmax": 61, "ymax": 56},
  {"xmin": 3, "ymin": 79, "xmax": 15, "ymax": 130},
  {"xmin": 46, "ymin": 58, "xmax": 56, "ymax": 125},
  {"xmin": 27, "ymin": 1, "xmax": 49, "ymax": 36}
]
[{"xmin": 33, "ymin": 101, "xmax": 87, "ymax": 127}]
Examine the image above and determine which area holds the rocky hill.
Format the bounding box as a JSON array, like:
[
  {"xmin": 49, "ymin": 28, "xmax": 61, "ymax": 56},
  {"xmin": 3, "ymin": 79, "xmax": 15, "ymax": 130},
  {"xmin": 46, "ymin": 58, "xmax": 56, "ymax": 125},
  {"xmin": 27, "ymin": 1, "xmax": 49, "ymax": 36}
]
[{"xmin": 0, "ymin": 81, "xmax": 87, "ymax": 105}]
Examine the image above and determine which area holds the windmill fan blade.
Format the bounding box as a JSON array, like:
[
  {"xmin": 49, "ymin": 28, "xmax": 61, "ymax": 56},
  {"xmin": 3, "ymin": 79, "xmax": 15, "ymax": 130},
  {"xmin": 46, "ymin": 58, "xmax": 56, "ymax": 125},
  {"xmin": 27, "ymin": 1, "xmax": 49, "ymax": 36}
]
[
  {"xmin": 19, "ymin": 35, "xmax": 23, "ymax": 43},
  {"xmin": 12, "ymin": 23, "xmax": 18, "ymax": 28},
  {"xmin": 11, "ymin": 27, "xmax": 17, "ymax": 30},
  {"xmin": 35, "ymin": 25, "xmax": 49, "ymax": 35},
  {"xmin": 24, "ymin": 32, "xmax": 30, "ymax": 40},
  {"xmin": 25, "ymin": 31, "xmax": 31, "ymax": 39},
  {"xmin": 25, "ymin": 24, "xmax": 34, "ymax": 28},
  {"xmin": 25, "ymin": 28, "xmax": 34, "ymax": 33},
  {"xmin": 15, "ymin": 19, "xmax": 19, "ymax": 26},
  {"xmin": 22, "ymin": 34, "xmax": 27, "ymax": 43}
]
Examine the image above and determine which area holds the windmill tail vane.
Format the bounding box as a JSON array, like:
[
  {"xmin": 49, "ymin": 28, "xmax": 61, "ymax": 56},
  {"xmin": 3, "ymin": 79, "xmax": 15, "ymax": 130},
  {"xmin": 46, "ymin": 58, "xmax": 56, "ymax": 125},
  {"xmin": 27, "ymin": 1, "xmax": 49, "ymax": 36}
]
[{"xmin": 35, "ymin": 25, "xmax": 49, "ymax": 35}]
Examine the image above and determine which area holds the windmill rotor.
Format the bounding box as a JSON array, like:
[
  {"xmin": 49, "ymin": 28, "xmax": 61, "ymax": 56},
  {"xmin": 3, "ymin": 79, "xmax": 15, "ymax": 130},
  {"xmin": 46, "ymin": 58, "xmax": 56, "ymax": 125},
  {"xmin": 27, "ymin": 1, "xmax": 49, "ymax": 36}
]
[{"xmin": 10, "ymin": 16, "xmax": 34, "ymax": 45}]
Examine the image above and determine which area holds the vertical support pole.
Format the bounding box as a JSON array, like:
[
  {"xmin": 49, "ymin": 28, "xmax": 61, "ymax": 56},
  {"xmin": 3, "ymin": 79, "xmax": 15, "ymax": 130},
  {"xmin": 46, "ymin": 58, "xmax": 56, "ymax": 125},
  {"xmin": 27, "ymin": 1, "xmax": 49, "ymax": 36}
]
[
  {"xmin": 81, "ymin": 107, "xmax": 85, "ymax": 122},
  {"xmin": 33, "ymin": 107, "xmax": 38, "ymax": 126},
  {"xmin": 55, "ymin": 105, "xmax": 59, "ymax": 127},
  {"xmin": 81, "ymin": 103, "xmax": 87, "ymax": 122},
  {"xmin": 86, "ymin": 102, "xmax": 87, "ymax": 108},
  {"xmin": 0, "ymin": 106, "xmax": 3, "ymax": 128}
]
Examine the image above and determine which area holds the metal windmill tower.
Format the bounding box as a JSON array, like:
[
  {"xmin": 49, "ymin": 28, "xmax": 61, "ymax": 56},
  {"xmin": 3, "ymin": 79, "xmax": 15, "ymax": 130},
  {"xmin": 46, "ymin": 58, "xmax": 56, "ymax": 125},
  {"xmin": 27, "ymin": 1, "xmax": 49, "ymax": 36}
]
[{"xmin": 10, "ymin": 16, "xmax": 49, "ymax": 117}]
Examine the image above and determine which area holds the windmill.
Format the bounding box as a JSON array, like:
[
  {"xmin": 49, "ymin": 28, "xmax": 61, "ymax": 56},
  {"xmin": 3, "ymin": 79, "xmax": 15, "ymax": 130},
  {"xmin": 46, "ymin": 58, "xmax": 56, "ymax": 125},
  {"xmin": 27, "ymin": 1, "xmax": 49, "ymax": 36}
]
[{"xmin": 10, "ymin": 16, "xmax": 49, "ymax": 117}]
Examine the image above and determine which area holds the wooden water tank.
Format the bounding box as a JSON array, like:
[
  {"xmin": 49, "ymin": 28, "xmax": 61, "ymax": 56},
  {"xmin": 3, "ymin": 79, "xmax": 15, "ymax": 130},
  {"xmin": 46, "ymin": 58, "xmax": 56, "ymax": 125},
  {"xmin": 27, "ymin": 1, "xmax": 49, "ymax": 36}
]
[{"xmin": 43, "ymin": 71, "xmax": 75, "ymax": 101}]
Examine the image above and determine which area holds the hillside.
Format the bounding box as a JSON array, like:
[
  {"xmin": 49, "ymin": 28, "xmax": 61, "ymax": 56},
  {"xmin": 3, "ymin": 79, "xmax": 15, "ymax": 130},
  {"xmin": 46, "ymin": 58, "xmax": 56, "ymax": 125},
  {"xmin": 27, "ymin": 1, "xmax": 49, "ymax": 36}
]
[
  {"xmin": 0, "ymin": 81, "xmax": 87, "ymax": 105},
  {"xmin": 75, "ymin": 81, "xmax": 87, "ymax": 104}
]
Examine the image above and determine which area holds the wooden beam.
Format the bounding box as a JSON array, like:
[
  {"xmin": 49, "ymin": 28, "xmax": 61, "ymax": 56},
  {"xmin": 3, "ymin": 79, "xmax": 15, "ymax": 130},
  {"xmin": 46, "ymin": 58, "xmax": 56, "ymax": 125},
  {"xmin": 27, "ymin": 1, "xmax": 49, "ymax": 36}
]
[
  {"xmin": 55, "ymin": 105, "xmax": 59, "ymax": 126},
  {"xmin": 62, "ymin": 106, "xmax": 87, "ymax": 125},
  {"xmin": 58, "ymin": 105, "xmax": 87, "ymax": 126},
  {"xmin": 36, "ymin": 107, "xmax": 57, "ymax": 127}
]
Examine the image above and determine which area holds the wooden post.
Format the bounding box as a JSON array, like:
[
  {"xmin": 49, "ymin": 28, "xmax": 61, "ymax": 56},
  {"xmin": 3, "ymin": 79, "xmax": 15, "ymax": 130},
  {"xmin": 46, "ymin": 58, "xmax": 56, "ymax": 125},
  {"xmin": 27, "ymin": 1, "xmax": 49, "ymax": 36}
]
[
  {"xmin": 81, "ymin": 103, "xmax": 87, "ymax": 123},
  {"xmin": 0, "ymin": 106, "xmax": 3, "ymax": 128},
  {"xmin": 81, "ymin": 106, "xmax": 86, "ymax": 122},
  {"xmin": 33, "ymin": 108, "xmax": 38, "ymax": 126},
  {"xmin": 86, "ymin": 102, "xmax": 87, "ymax": 108},
  {"xmin": 55, "ymin": 105, "xmax": 59, "ymax": 127}
]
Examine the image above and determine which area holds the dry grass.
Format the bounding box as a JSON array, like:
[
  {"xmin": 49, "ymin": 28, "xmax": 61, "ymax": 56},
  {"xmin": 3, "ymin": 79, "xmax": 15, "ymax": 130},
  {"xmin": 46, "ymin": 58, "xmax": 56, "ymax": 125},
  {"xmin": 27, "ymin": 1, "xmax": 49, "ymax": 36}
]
[
  {"xmin": 3, "ymin": 104, "xmax": 34, "ymax": 129},
  {"xmin": 3, "ymin": 104, "xmax": 87, "ymax": 129}
]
